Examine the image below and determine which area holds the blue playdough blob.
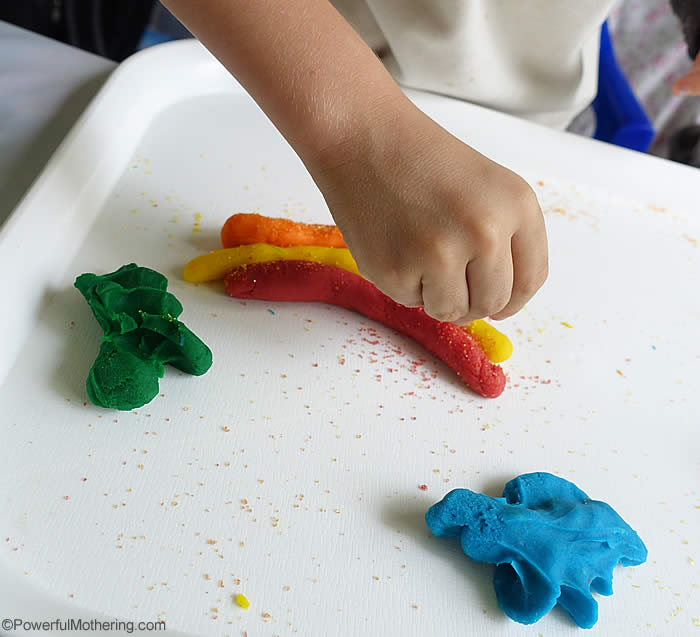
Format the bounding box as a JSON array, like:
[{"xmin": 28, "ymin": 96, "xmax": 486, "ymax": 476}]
[{"xmin": 425, "ymin": 472, "xmax": 647, "ymax": 628}]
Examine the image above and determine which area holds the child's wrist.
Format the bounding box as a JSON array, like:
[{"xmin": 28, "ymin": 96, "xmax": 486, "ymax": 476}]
[{"xmin": 304, "ymin": 89, "xmax": 413, "ymax": 181}]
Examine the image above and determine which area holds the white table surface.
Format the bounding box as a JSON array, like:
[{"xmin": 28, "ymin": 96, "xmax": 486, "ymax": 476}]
[{"xmin": 1, "ymin": 36, "xmax": 698, "ymax": 637}]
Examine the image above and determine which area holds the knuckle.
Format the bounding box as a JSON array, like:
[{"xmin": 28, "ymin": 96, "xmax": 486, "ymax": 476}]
[
  {"xmin": 424, "ymin": 294, "xmax": 469, "ymax": 323},
  {"xmin": 422, "ymin": 231, "xmax": 462, "ymax": 261},
  {"xmin": 515, "ymin": 279, "xmax": 536, "ymax": 298},
  {"xmin": 428, "ymin": 243, "xmax": 455, "ymax": 266},
  {"xmin": 470, "ymin": 293, "xmax": 509, "ymax": 319},
  {"xmin": 517, "ymin": 264, "xmax": 549, "ymax": 297},
  {"xmin": 508, "ymin": 176, "xmax": 539, "ymax": 207},
  {"xmin": 501, "ymin": 176, "xmax": 543, "ymax": 224},
  {"xmin": 454, "ymin": 301, "xmax": 471, "ymax": 318},
  {"xmin": 371, "ymin": 265, "xmax": 422, "ymax": 306},
  {"xmin": 473, "ymin": 220, "xmax": 501, "ymax": 254},
  {"xmin": 370, "ymin": 264, "xmax": 405, "ymax": 290},
  {"xmin": 490, "ymin": 294, "xmax": 511, "ymax": 315},
  {"xmin": 427, "ymin": 307, "xmax": 461, "ymax": 323}
]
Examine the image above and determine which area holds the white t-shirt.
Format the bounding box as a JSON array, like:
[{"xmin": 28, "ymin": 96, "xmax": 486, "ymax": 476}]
[{"xmin": 331, "ymin": 0, "xmax": 616, "ymax": 129}]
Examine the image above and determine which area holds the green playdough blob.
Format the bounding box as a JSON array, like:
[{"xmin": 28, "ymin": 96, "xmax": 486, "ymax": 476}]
[
  {"xmin": 86, "ymin": 342, "xmax": 163, "ymax": 410},
  {"xmin": 75, "ymin": 263, "xmax": 212, "ymax": 410}
]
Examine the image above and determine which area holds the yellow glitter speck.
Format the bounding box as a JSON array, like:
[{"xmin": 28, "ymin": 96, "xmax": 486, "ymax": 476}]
[
  {"xmin": 561, "ymin": 321, "xmax": 574, "ymax": 328},
  {"xmin": 234, "ymin": 593, "xmax": 250, "ymax": 609}
]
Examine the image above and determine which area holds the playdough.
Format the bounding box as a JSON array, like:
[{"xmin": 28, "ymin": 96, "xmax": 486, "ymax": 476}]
[
  {"xmin": 224, "ymin": 260, "xmax": 506, "ymax": 398},
  {"xmin": 234, "ymin": 593, "xmax": 250, "ymax": 609},
  {"xmin": 184, "ymin": 244, "xmax": 359, "ymax": 283},
  {"xmin": 75, "ymin": 263, "xmax": 212, "ymax": 410},
  {"xmin": 221, "ymin": 212, "xmax": 346, "ymax": 249},
  {"xmin": 462, "ymin": 319, "xmax": 512, "ymax": 364},
  {"xmin": 425, "ymin": 472, "xmax": 647, "ymax": 628},
  {"xmin": 184, "ymin": 244, "xmax": 512, "ymax": 364}
]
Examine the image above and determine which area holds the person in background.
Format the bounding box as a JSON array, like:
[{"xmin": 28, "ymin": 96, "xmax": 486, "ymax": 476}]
[{"xmin": 568, "ymin": 0, "xmax": 700, "ymax": 166}]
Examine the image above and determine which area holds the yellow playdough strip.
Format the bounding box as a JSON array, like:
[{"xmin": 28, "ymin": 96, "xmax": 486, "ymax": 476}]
[
  {"xmin": 184, "ymin": 242, "xmax": 512, "ymax": 362},
  {"xmin": 463, "ymin": 319, "xmax": 513, "ymax": 364},
  {"xmin": 184, "ymin": 243, "xmax": 359, "ymax": 283}
]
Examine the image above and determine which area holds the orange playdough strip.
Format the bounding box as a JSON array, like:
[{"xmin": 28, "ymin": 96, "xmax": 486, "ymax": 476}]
[{"xmin": 221, "ymin": 213, "xmax": 347, "ymax": 249}]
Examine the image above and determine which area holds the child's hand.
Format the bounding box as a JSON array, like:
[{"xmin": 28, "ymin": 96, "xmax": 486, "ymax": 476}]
[
  {"xmin": 313, "ymin": 98, "xmax": 548, "ymax": 325},
  {"xmin": 673, "ymin": 53, "xmax": 700, "ymax": 96},
  {"xmin": 163, "ymin": 0, "xmax": 547, "ymax": 324}
]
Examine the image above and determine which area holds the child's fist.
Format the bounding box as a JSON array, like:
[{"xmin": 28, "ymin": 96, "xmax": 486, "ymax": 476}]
[{"xmin": 313, "ymin": 98, "xmax": 548, "ymax": 325}]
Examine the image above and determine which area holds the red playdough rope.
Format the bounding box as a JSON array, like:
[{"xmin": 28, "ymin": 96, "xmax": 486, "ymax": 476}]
[{"xmin": 225, "ymin": 260, "xmax": 506, "ymax": 398}]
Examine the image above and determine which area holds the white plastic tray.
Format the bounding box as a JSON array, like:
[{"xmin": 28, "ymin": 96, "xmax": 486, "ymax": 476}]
[{"xmin": 1, "ymin": 40, "xmax": 699, "ymax": 637}]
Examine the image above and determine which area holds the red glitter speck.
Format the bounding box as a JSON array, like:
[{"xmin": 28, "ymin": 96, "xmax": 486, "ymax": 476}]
[{"xmin": 419, "ymin": 484, "xmax": 428, "ymax": 491}]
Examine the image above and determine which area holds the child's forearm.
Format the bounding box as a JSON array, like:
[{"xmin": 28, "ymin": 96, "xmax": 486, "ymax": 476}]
[{"xmin": 161, "ymin": 0, "xmax": 407, "ymax": 171}]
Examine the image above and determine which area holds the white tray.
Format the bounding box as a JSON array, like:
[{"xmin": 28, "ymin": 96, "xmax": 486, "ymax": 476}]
[{"xmin": 1, "ymin": 40, "xmax": 699, "ymax": 637}]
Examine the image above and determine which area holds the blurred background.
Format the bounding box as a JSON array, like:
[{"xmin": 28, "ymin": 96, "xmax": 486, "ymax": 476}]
[{"xmin": 0, "ymin": 0, "xmax": 192, "ymax": 61}]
